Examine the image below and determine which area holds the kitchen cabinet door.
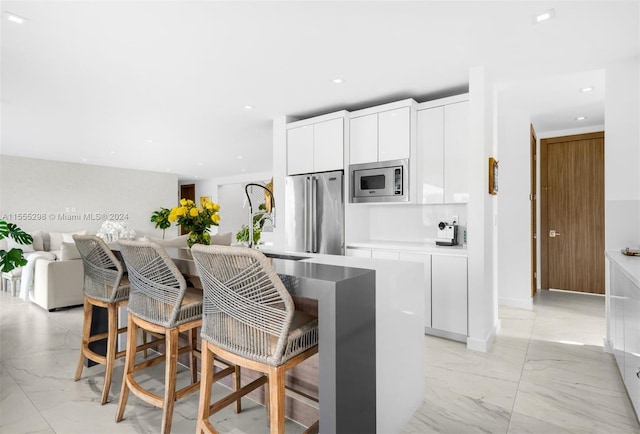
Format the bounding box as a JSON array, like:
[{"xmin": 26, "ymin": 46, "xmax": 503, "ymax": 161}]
[
  {"xmin": 350, "ymin": 113, "xmax": 378, "ymax": 165},
  {"xmin": 314, "ymin": 118, "xmax": 344, "ymax": 173},
  {"xmin": 444, "ymin": 101, "xmax": 469, "ymax": 203},
  {"xmin": 610, "ymin": 262, "xmax": 626, "ymax": 375},
  {"xmin": 371, "ymin": 250, "xmax": 400, "ymax": 260},
  {"xmin": 417, "ymin": 107, "xmax": 445, "ymax": 204},
  {"xmin": 287, "ymin": 125, "xmax": 314, "ymax": 175},
  {"xmin": 378, "ymin": 107, "xmax": 410, "ymax": 162},
  {"xmin": 399, "ymin": 252, "xmax": 432, "ymax": 329},
  {"xmin": 431, "ymin": 255, "xmax": 467, "ymax": 336},
  {"xmin": 346, "ymin": 247, "xmax": 372, "ymax": 258},
  {"xmin": 623, "ymin": 269, "xmax": 640, "ymax": 415}
]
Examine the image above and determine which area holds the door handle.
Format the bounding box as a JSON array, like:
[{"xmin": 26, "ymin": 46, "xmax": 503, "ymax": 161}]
[{"xmin": 549, "ymin": 230, "xmax": 561, "ymax": 237}]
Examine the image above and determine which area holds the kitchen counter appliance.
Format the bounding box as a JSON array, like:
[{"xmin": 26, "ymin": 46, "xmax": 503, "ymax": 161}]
[
  {"xmin": 436, "ymin": 221, "xmax": 459, "ymax": 246},
  {"xmin": 350, "ymin": 158, "xmax": 409, "ymax": 203},
  {"xmin": 285, "ymin": 170, "xmax": 344, "ymax": 255}
]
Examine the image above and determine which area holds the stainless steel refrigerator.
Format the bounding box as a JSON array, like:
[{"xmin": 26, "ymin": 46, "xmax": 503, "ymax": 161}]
[{"xmin": 284, "ymin": 170, "xmax": 344, "ymax": 255}]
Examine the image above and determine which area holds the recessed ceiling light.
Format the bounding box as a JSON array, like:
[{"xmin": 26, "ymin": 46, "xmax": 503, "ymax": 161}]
[
  {"xmin": 332, "ymin": 78, "xmax": 344, "ymax": 84},
  {"xmin": 575, "ymin": 116, "xmax": 587, "ymax": 121},
  {"xmin": 244, "ymin": 105, "xmax": 254, "ymax": 110},
  {"xmin": 534, "ymin": 9, "xmax": 555, "ymax": 24},
  {"xmin": 5, "ymin": 12, "xmax": 28, "ymax": 24},
  {"xmin": 166, "ymin": 168, "xmax": 171, "ymax": 171},
  {"xmin": 241, "ymin": 169, "xmax": 246, "ymax": 172},
  {"xmin": 197, "ymin": 162, "xmax": 203, "ymax": 166},
  {"xmin": 147, "ymin": 139, "xmax": 153, "ymax": 143},
  {"xmin": 237, "ymin": 155, "xmax": 243, "ymax": 160},
  {"xmin": 110, "ymin": 150, "xmax": 116, "ymax": 155},
  {"xmin": 82, "ymin": 158, "xmax": 88, "ymax": 163},
  {"xmin": 579, "ymin": 86, "xmax": 594, "ymax": 93}
]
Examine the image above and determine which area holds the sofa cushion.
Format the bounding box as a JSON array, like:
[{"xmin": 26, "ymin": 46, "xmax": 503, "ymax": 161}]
[
  {"xmin": 146, "ymin": 234, "xmax": 189, "ymax": 248},
  {"xmin": 6, "ymin": 237, "xmax": 35, "ymax": 253},
  {"xmin": 49, "ymin": 230, "xmax": 87, "ymax": 251},
  {"xmin": 211, "ymin": 232, "xmax": 232, "ymax": 246},
  {"xmin": 31, "ymin": 230, "xmax": 44, "ymax": 251},
  {"xmin": 60, "ymin": 242, "xmax": 81, "ymax": 261}
]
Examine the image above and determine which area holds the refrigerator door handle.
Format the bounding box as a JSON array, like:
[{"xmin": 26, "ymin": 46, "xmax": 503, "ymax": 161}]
[
  {"xmin": 311, "ymin": 176, "xmax": 318, "ymax": 253},
  {"xmin": 305, "ymin": 176, "xmax": 312, "ymax": 253}
]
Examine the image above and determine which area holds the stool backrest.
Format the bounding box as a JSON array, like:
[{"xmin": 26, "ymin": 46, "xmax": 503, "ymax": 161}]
[
  {"xmin": 191, "ymin": 244, "xmax": 295, "ymax": 366},
  {"xmin": 73, "ymin": 234, "xmax": 127, "ymax": 303},
  {"xmin": 117, "ymin": 239, "xmax": 190, "ymax": 328}
]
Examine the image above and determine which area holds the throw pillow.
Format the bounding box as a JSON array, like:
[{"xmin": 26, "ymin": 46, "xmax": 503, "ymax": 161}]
[
  {"xmin": 210, "ymin": 232, "xmax": 232, "ymax": 246},
  {"xmin": 6, "ymin": 237, "xmax": 35, "ymax": 253},
  {"xmin": 147, "ymin": 234, "xmax": 189, "ymax": 248},
  {"xmin": 31, "ymin": 230, "xmax": 44, "ymax": 251},
  {"xmin": 50, "ymin": 230, "xmax": 88, "ymax": 251},
  {"xmin": 60, "ymin": 242, "xmax": 82, "ymax": 261}
]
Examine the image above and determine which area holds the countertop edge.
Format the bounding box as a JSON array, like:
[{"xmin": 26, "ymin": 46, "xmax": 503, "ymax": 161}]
[
  {"xmin": 347, "ymin": 240, "xmax": 468, "ymax": 256},
  {"xmin": 606, "ymin": 250, "xmax": 640, "ymax": 288}
]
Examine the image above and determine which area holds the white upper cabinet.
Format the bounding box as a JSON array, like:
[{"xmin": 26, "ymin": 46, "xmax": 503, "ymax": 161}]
[
  {"xmin": 378, "ymin": 107, "xmax": 410, "ymax": 162},
  {"xmin": 287, "ymin": 114, "xmax": 345, "ymax": 175},
  {"xmin": 313, "ymin": 118, "xmax": 344, "ymax": 173},
  {"xmin": 349, "ymin": 101, "xmax": 415, "ymax": 165},
  {"xmin": 349, "ymin": 114, "xmax": 378, "ymax": 165},
  {"xmin": 416, "ymin": 107, "xmax": 444, "ymax": 203},
  {"xmin": 444, "ymin": 101, "xmax": 469, "ymax": 203},
  {"xmin": 287, "ymin": 125, "xmax": 314, "ymax": 175},
  {"xmin": 416, "ymin": 95, "xmax": 469, "ymax": 204}
]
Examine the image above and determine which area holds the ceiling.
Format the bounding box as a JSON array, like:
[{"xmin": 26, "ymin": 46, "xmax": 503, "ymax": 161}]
[{"xmin": 1, "ymin": 1, "xmax": 638, "ymax": 181}]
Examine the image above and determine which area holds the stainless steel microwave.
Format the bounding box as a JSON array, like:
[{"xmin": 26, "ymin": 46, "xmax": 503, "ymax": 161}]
[{"xmin": 350, "ymin": 158, "xmax": 409, "ymax": 203}]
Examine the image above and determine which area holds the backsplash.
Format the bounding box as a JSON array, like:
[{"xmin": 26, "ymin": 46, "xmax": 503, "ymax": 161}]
[{"xmin": 367, "ymin": 203, "xmax": 467, "ymax": 243}]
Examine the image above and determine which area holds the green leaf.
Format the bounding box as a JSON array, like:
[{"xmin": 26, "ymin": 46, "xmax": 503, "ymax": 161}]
[
  {"xmin": 6, "ymin": 223, "xmax": 33, "ymax": 245},
  {"xmin": 0, "ymin": 248, "xmax": 28, "ymax": 273}
]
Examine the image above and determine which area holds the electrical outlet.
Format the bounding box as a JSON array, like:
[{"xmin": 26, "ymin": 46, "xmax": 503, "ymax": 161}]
[{"xmin": 452, "ymin": 215, "xmax": 459, "ymax": 224}]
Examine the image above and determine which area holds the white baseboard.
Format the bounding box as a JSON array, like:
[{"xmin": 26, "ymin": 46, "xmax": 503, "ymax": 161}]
[
  {"xmin": 467, "ymin": 319, "xmax": 501, "ymax": 352},
  {"xmin": 499, "ymin": 297, "xmax": 533, "ymax": 310}
]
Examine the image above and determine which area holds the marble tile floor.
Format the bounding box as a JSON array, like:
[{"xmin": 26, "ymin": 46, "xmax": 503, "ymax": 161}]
[
  {"xmin": 403, "ymin": 289, "xmax": 640, "ymax": 434},
  {"xmin": 1, "ymin": 289, "xmax": 639, "ymax": 433}
]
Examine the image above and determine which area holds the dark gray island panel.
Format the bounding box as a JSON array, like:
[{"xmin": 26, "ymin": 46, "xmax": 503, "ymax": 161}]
[{"xmin": 277, "ymin": 260, "xmax": 376, "ymax": 434}]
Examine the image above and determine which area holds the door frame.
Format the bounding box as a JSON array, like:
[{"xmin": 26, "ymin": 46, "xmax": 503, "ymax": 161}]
[
  {"xmin": 530, "ymin": 124, "xmax": 537, "ymax": 296},
  {"xmin": 539, "ymin": 131, "xmax": 604, "ymax": 290}
]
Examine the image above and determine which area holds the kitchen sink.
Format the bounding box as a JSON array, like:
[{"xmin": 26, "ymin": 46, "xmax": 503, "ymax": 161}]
[{"xmin": 262, "ymin": 252, "xmax": 309, "ymax": 261}]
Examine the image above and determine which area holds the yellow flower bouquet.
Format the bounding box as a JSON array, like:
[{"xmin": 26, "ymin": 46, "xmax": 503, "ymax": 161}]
[{"xmin": 168, "ymin": 198, "xmax": 221, "ymax": 247}]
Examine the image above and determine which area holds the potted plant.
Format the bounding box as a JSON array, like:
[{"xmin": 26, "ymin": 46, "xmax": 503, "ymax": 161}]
[
  {"xmin": 0, "ymin": 220, "xmax": 33, "ymax": 272},
  {"xmin": 235, "ymin": 203, "xmax": 268, "ymax": 246},
  {"xmin": 150, "ymin": 207, "xmax": 172, "ymax": 239},
  {"xmin": 167, "ymin": 198, "xmax": 221, "ymax": 247}
]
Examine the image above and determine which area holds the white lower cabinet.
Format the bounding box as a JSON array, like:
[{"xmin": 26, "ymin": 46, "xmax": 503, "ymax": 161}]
[
  {"xmin": 346, "ymin": 246, "xmax": 467, "ymax": 340},
  {"xmin": 431, "ymin": 255, "xmax": 468, "ymax": 337},
  {"xmin": 346, "ymin": 247, "xmax": 372, "ymax": 258},
  {"xmin": 398, "ymin": 252, "xmax": 432, "ymax": 330},
  {"xmin": 607, "ymin": 256, "xmax": 640, "ymax": 416}
]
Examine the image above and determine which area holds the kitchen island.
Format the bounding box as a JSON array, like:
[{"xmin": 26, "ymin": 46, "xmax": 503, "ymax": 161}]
[{"xmin": 110, "ymin": 246, "xmax": 425, "ymax": 433}]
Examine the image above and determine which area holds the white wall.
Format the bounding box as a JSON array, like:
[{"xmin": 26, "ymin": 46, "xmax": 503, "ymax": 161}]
[
  {"xmin": 195, "ymin": 170, "xmax": 273, "ymax": 240},
  {"xmin": 467, "ymin": 65, "xmax": 499, "ymax": 352},
  {"xmin": 496, "ymin": 98, "xmax": 532, "ymax": 309},
  {"xmin": 0, "ymin": 156, "xmax": 179, "ymax": 239},
  {"xmin": 604, "ymin": 57, "xmax": 640, "ymax": 250}
]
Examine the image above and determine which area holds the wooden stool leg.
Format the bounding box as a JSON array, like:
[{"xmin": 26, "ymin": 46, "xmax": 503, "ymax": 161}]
[
  {"xmin": 233, "ymin": 365, "xmax": 242, "ymax": 414},
  {"xmin": 142, "ymin": 330, "xmax": 148, "ymax": 358},
  {"xmin": 161, "ymin": 328, "xmax": 179, "ymax": 434},
  {"xmin": 101, "ymin": 303, "xmax": 118, "ymax": 404},
  {"xmin": 116, "ymin": 314, "xmax": 137, "ymax": 423},
  {"xmin": 74, "ymin": 298, "xmax": 92, "ymax": 381},
  {"xmin": 197, "ymin": 341, "xmax": 214, "ymax": 434},
  {"xmin": 268, "ymin": 367, "xmax": 285, "ymax": 434},
  {"xmin": 190, "ymin": 328, "xmax": 198, "ymax": 384}
]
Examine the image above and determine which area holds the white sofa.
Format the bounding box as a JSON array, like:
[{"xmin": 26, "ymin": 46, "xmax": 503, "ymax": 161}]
[{"xmin": 1, "ymin": 230, "xmax": 85, "ymax": 311}]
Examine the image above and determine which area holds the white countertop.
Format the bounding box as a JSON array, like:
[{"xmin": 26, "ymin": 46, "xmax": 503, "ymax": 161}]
[
  {"xmin": 607, "ymin": 249, "xmax": 640, "ymax": 288},
  {"xmin": 347, "ymin": 239, "xmax": 468, "ymax": 256}
]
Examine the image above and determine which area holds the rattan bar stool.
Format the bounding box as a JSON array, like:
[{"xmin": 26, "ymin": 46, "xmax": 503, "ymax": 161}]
[
  {"xmin": 73, "ymin": 234, "xmax": 146, "ymax": 405},
  {"xmin": 191, "ymin": 244, "xmax": 319, "ymax": 434},
  {"xmin": 115, "ymin": 239, "xmax": 217, "ymax": 434}
]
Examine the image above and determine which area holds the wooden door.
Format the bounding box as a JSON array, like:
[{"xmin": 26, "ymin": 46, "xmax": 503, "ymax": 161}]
[
  {"xmin": 180, "ymin": 184, "xmax": 195, "ymax": 235},
  {"xmin": 530, "ymin": 124, "xmax": 537, "ymax": 297},
  {"xmin": 540, "ymin": 132, "xmax": 604, "ymax": 294}
]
